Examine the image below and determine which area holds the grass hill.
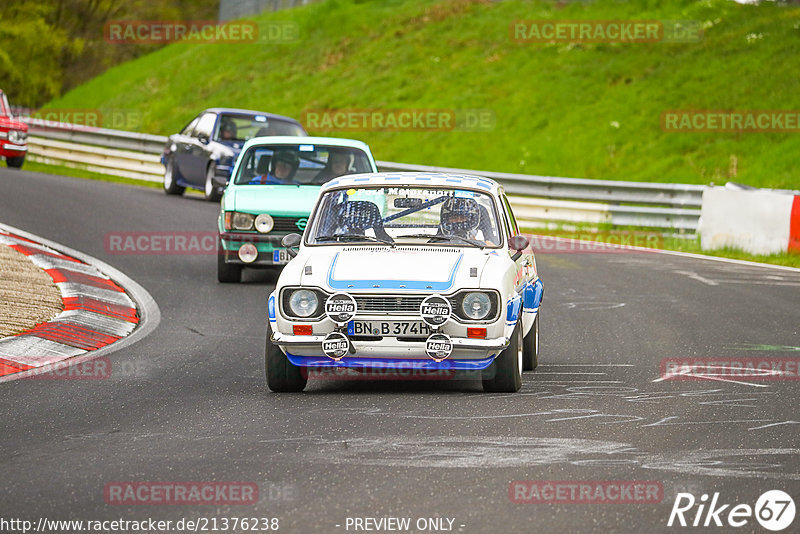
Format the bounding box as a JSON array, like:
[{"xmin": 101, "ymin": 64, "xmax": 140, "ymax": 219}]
[{"xmin": 42, "ymin": 0, "xmax": 800, "ymax": 189}]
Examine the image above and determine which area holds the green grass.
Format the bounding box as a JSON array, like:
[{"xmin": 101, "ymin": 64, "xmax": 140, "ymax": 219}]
[{"xmin": 41, "ymin": 0, "xmax": 800, "ymax": 189}]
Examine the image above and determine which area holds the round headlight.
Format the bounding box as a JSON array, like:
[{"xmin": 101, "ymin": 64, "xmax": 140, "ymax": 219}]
[
  {"xmin": 238, "ymin": 243, "xmax": 258, "ymax": 263},
  {"xmin": 289, "ymin": 289, "xmax": 319, "ymax": 318},
  {"xmin": 461, "ymin": 292, "xmax": 491, "ymax": 320},
  {"xmin": 254, "ymin": 213, "xmax": 274, "ymax": 234},
  {"xmin": 232, "ymin": 212, "xmax": 254, "ymax": 230},
  {"xmin": 7, "ymin": 130, "xmax": 19, "ymax": 143}
]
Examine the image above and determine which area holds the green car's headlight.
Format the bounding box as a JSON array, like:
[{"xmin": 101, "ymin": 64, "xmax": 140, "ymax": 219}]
[
  {"xmin": 231, "ymin": 212, "xmax": 255, "ymax": 231},
  {"xmin": 461, "ymin": 292, "xmax": 492, "ymax": 320}
]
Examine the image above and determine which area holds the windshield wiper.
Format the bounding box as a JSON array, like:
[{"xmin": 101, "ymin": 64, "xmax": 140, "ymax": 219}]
[
  {"xmin": 316, "ymin": 233, "xmax": 394, "ymax": 245},
  {"xmin": 396, "ymin": 233, "xmax": 484, "ymax": 249}
]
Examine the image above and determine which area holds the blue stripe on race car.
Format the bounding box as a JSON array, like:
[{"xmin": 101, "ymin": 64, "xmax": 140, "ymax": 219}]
[
  {"xmin": 286, "ymin": 353, "xmax": 496, "ymax": 371},
  {"xmin": 327, "ymin": 253, "xmax": 462, "ymax": 291},
  {"xmin": 523, "ymin": 278, "xmax": 544, "ymax": 312},
  {"xmin": 506, "ymin": 294, "xmax": 522, "ymax": 324},
  {"xmin": 268, "ymin": 294, "xmax": 276, "ymax": 322},
  {"xmin": 475, "ymin": 180, "xmax": 492, "ymax": 190}
]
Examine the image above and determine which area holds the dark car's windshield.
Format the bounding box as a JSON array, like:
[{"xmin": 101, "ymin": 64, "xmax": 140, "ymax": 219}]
[
  {"xmin": 214, "ymin": 114, "xmax": 305, "ymax": 142},
  {"xmin": 233, "ymin": 144, "xmax": 374, "ymax": 186}
]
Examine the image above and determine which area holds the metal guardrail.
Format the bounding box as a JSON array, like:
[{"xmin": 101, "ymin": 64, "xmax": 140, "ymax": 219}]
[{"xmin": 23, "ymin": 121, "xmax": 704, "ymax": 233}]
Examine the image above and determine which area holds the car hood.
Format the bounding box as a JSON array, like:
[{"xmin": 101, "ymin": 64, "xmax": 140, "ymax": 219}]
[
  {"xmin": 225, "ymin": 185, "xmax": 321, "ymax": 216},
  {"xmin": 293, "ymin": 247, "xmax": 492, "ymax": 293}
]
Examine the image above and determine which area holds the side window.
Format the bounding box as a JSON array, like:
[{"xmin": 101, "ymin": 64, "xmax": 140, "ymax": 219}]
[
  {"xmin": 181, "ymin": 117, "xmax": 199, "ymax": 136},
  {"xmin": 194, "ymin": 113, "xmax": 217, "ymax": 138},
  {"xmin": 501, "ymin": 194, "xmax": 520, "ymax": 236}
]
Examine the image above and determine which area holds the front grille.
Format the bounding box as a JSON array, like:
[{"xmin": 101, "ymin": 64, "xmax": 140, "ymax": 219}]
[
  {"xmin": 354, "ymin": 295, "xmax": 457, "ymax": 315},
  {"xmin": 272, "ymin": 216, "xmax": 307, "ymax": 233}
]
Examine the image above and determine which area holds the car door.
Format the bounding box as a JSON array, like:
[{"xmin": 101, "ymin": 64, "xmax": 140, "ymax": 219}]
[
  {"xmin": 501, "ymin": 193, "xmax": 536, "ymax": 332},
  {"xmin": 183, "ymin": 112, "xmax": 217, "ymax": 185},
  {"xmin": 173, "ymin": 114, "xmax": 201, "ymax": 181}
]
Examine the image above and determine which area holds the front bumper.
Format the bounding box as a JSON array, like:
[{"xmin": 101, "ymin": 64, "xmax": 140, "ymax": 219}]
[{"xmin": 1, "ymin": 143, "xmax": 27, "ymax": 154}]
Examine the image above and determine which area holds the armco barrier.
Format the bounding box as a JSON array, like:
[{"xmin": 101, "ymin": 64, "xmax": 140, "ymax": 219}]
[{"xmin": 23, "ymin": 120, "xmax": 704, "ymax": 233}]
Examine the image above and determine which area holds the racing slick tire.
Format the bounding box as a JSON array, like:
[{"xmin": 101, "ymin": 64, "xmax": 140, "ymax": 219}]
[
  {"xmin": 483, "ymin": 322, "xmax": 523, "ymax": 393},
  {"xmin": 204, "ymin": 163, "xmax": 222, "ymax": 202},
  {"xmin": 6, "ymin": 155, "xmax": 24, "ymax": 168},
  {"xmin": 163, "ymin": 156, "xmax": 185, "ymax": 195},
  {"xmin": 523, "ymin": 312, "xmax": 539, "ymax": 371},
  {"xmin": 265, "ymin": 322, "xmax": 307, "ymax": 392},
  {"xmin": 217, "ymin": 239, "xmax": 242, "ymax": 283}
]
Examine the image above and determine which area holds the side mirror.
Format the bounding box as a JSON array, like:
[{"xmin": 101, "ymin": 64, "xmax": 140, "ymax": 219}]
[
  {"xmin": 509, "ymin": 234, "xmax": 530, "ymax": 261},
  {"xmin": 281, "ymin": 233, "xmax": 302, "ymax": 258},
  {"xmin": 198, "ymin": 133, "xmax": 210, "ymax": 144}
]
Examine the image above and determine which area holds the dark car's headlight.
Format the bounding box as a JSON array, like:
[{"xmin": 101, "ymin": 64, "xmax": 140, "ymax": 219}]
[
  {"xmin": 451, "ymin": 290, "xmax": 499, "ymax": 322},
  {"xmin": 282, "ymin": 288, "xmax": 326, "ymax": 320},
  {"xmin": 224, "ymin": 212, "xmax": 255, "ymax": 231}
]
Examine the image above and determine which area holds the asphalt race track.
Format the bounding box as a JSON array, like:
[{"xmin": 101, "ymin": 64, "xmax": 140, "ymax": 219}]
[{"xmin": 1, "ymin": 168, "xmax": 799, "ymax": 533}]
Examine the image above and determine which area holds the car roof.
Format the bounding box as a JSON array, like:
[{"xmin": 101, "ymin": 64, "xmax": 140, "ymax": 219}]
[
  {"xmin": 203, "ymin": 108, "xmax": 303, "ymax": 125},
  {"xmin": 239, "ymin": 136, "xmax": 372, "ymax": 152},
  {"xmin": 322, "ymin": 172, "xmax": 502, "ymax": 195}
]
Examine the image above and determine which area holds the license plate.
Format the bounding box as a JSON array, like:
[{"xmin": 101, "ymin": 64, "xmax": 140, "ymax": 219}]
[
  {"xmin": 348, "ymin": 320, "xmax": 431, "ymax": 337},
  {"xmin": 272, "ymin": 249, "xmax": 289, "ymax": 265}
]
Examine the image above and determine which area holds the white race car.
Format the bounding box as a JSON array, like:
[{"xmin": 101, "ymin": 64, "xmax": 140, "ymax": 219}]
[{"xmin": 265, "ymin": 172, "xmax": 544, "ymax": 392}]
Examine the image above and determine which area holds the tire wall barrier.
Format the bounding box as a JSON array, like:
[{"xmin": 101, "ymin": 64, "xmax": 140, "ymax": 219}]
[{"xmin": 699, "ymin": 187, "xmax": 800, "ymax": 255}]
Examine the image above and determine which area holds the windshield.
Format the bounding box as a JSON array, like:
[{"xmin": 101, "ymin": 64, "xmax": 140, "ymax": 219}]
[
  {"xmin": 214, "ymin": 114, "xmax": 304, "ymax": 142},
  {"xmin": 0, "ymin": 92, "xmax": 9, "ymax": 116},
  {"xmin": 233, "ymin": 144, "xmax": 373, "ymax": 186},
  {"xmin": 306, "ymin": 186, "xmax": 502, "ymax": 247}
]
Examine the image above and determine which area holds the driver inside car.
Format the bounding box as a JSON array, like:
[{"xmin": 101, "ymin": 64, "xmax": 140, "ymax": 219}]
[
  {"xmin": 438, "ymin": 196, "xmax": 499, "ymax": 245},
  {"xmin": 252, "ymin": 150, "xmax": 300, "ymax": 185}
]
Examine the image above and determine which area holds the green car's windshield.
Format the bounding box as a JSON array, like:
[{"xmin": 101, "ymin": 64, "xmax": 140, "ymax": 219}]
[
  {"xmin": 233, "ymin": 144, "xmax": 374, "ymax": 186},
  {"xmin": 306, "ymin": 186, "xmax": 502, "ymax": 247}
]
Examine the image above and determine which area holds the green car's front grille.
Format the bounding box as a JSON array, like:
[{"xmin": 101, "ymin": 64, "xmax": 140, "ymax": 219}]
[{"xmin": 272, "ymin": 216, "xmax": 308, "ymax": 233}]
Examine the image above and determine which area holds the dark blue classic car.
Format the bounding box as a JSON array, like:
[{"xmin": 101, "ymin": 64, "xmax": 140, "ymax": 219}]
[{"xmin": 161, "ymin": 108, "xmax": 307, "ymax": 201}]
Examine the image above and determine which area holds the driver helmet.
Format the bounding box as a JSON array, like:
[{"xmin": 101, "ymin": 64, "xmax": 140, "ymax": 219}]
[
  {"xmin": 219, "ymin": 117, "xmax": 237, "ymax": 139},
  {"xmin": 269, "ymin": 150, "xmax": 300, "ymax": 179},
  {"xmin": 440, "ymin": 196, "xmax": 480, "ymax": 237}
]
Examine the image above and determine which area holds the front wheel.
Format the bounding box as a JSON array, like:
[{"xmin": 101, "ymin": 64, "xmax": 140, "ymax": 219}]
[
  {"xmin": 483, "ymin": 323, "xmax": 523, "ymax": 392},
  {"xmin": 523, "ymin": 312, "xmax": 539, "ymax": 371},
  {"xmin": 204, "ymin": 163, "xmax": 222, "ymax": 201},
  {"xmin": 6, "ymin": 155, "xmax": 24, "ymax": 168},
  {"xmin": 265, "ymin": 322, "xmax": 307, "ymax": 392},
  {"xmin": 163, "ymin": 156, "xmax": 185, "ymax": 195}
]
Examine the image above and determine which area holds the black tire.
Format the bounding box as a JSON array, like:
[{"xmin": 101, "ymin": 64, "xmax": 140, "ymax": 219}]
[
  {"xmin": 216, "ymin": 239, "xmax": 242, "ymax": 283},
  {"xmin": 204, "ymin": 163, "xmax": 222, "ymax": 202},
  {"xmin": 6, "ymin": 155, "xmax": 24, "ymax": 168},
  {"xmin": 265, "ymin": 322, "xmax": 307, "ymax": 392},
  {"xmin": 523, "ymin": 312, "xmax": 539, "ymax": 371},
  {"xmin": 163, "ymin": 156, "xmax": 185, "ymax": 195},
  {"xmin": 483, "ymin": 322, "xmax": 523, "ymax": 392}
]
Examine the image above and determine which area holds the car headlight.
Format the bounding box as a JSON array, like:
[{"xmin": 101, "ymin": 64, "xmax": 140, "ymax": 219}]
[
  {"xmin": 288, "ymin": 289, "xmax": 319, "ymax": 318},
  {"xmin": 461, "ymin": 292, "xmax": 492, "ymax": 320},
  {"xmin": 255, "ymin": 213, "xmax": 274, "ymax": 233},
  {"xmin": 229, "ymin": 212, "xmax": 255, "ymax": 231},
  {"xmin": 7, "ymin": 130, "xmax": 21, "ymax": 143}
]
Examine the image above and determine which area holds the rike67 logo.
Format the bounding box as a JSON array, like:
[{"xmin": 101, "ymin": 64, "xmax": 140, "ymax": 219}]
[{"xmin": 668, "ymin": 490, "xmax": 795, "ymax": 531}]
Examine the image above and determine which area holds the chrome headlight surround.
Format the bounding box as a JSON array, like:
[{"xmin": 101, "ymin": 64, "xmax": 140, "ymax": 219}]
[
  {"xmin": 280, "ymin": 287, "xmax": 327, "ymax": 321},
  {"xmin": 450, "ymin": 290, "xmax": 500, "ymax": 323}
]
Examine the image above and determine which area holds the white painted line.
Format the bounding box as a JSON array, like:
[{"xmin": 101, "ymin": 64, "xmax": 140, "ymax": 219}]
[{"xmin": 674, "ymin": 270, "xmax": 720, "ymax": 286}]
